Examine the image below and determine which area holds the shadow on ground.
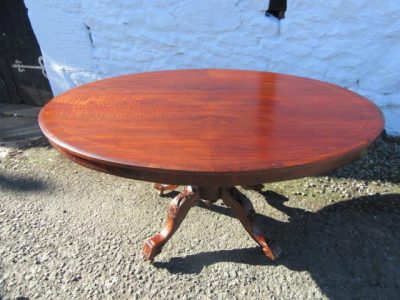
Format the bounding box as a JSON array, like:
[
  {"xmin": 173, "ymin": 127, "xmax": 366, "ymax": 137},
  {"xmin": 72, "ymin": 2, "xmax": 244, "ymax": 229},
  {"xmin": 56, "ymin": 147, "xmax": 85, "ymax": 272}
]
[
  {"xmin": 155, "ymin": 191, "xmax": 400, "ymax": 299},
  {"xmin": 0, "ymin": 173, "xmax": 49, "ymax": 192},
  {"xmin": 0, "ymin": 136, "xmax": 50, "ymax": 151}
]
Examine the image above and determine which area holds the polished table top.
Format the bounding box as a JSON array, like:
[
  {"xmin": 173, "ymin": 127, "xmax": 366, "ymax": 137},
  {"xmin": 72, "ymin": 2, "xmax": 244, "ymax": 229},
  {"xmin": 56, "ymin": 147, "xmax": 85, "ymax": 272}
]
[{"xmin": 39, "ymin": 69, "xmax": 384, "ymax": 186}]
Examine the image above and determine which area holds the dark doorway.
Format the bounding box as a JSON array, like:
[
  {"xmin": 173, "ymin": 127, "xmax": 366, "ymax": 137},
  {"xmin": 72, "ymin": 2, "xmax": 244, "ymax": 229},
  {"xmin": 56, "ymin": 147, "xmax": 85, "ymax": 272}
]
[{"xmin": 0, "ymin": 0, "xmax": 53, "ymax": 106}]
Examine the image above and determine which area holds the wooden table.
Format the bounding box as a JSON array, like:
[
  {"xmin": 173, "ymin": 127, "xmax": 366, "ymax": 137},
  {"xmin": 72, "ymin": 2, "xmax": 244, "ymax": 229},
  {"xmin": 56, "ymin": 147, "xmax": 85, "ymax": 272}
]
[{"xmin": 39, "ymin": 69, "xmax": 384, "ymax": 261}]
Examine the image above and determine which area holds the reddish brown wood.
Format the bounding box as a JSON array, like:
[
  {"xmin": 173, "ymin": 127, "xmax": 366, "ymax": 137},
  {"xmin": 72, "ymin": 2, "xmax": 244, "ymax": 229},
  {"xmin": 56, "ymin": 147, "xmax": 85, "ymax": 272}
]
[
  {"xmin": 221, "ymin": 187, "xmax": 281, "ymax": 260},
  {"xmin": 39, "ymin": 69, "xmax": 384, "ymax": 186},
  {"xmin": 38, "ymin": 69, "xmax": 385, "ymax": 261},
  {"xmin": 153, "ymin": 183, "xmax": 179, "ymax": 195},
  {"xmin": 144, "ymin": 185, "xmax": 280, "ymax": 262},
  {"xmin": 143, "ymin": 186, "xmax": 200, "ymax": 261}
]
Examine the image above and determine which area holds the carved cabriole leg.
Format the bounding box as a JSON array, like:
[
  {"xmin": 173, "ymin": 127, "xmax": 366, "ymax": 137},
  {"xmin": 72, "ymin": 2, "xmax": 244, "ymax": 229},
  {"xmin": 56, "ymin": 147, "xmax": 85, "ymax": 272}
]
[
  {"xmin": 153, "ymin": 183, "xmax": 179, "ymax": 195},
  {"xmin": 221, "ymin": 187, "xmax": 281, "ymax": 260},
  {"xmin": 143, "ymin": 186, "xmax": 200, "ymax": 261}
]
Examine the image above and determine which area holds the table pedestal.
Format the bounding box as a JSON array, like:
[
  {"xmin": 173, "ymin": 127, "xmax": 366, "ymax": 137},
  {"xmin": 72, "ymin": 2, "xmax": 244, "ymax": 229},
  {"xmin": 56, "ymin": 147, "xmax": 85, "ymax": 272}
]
[{"xmin": 142, "ymin": 186, "xmax": 281, "ymax": 262}]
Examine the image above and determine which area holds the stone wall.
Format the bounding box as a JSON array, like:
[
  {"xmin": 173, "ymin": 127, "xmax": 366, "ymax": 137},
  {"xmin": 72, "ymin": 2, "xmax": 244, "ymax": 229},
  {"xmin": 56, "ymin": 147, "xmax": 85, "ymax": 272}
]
[{"xmin": 25, "ymin": 0, "xmax": 400, "ymax": 135}]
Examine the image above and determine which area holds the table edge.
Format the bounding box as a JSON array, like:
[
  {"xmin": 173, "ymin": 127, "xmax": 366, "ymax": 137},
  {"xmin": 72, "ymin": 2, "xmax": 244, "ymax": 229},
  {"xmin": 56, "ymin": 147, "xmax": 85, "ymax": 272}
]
[{"xmin": 43, "ymin": 131, "xmax": 382, "ymax": 186}]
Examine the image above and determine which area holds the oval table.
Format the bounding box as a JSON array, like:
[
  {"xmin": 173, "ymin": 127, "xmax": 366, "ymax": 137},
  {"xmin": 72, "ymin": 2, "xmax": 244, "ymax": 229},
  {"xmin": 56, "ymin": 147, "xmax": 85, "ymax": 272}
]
[{"xmin": 39, "ymin": 69, "xmax": 384, "ymax": 261}]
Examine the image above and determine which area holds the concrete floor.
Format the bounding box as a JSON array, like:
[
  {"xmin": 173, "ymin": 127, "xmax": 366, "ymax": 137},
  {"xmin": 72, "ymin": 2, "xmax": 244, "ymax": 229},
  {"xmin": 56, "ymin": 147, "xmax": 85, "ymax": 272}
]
[
  {"xmin": 0, "ymin": 104, "xmax": 399, "ymax": 299},
  {"xmin": 0, "ymin": 103, "xmax": 42, "ymax": 142}
]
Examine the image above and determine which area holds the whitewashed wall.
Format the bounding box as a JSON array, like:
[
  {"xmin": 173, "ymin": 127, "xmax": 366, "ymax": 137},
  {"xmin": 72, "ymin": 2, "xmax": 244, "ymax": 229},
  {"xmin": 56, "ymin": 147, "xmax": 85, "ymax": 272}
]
[{"xmin": 25, "ymin": 0, "xmax": 400, "ymax": 135}]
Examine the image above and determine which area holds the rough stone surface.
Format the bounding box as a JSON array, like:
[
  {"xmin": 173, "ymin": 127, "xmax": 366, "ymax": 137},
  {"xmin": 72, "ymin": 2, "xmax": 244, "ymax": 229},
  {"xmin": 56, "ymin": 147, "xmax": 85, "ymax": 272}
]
[
  {"xmin": 0, "ymin": 104, "xmax": 42, "ymax": 142},
  {"xmin": 24, "ymin": 0, "xmax": 400, "ymax": 135},
  {"xmin": 0, "ymin": 134, "xmax": 399, "ymax": 299}
]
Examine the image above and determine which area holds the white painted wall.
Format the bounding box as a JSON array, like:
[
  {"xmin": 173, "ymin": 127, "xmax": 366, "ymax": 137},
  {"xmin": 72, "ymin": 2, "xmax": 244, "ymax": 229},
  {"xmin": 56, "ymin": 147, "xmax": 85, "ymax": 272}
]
[{"xmin": 25, "ymin": 0, "xmax": 400, "ymax": 135}]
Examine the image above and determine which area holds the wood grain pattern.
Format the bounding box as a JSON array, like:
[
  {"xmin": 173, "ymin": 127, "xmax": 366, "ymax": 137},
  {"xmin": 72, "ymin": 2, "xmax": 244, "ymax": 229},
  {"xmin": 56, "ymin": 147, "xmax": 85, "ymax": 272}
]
[{"xmin": 39, "ymin": 69, "xmax": 384, "ymax": 186}]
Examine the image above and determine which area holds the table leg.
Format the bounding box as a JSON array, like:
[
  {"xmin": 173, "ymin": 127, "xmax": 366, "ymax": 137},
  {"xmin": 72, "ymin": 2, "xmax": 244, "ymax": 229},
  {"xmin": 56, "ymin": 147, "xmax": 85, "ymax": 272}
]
[
  {"xmin": 221, "ymin": 187, "xmax": 281, "ymax": 260},
  {"xmin": 143, "ymin": 186, "xmax": 200, "ymax": 261},
  {"xmin": 153, "ymin": 183, "xmax": 179, "ymax": 195}
]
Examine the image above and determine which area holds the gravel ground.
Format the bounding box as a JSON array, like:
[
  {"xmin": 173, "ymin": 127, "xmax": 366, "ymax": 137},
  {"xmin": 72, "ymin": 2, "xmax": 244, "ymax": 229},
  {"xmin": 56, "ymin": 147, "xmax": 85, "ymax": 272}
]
[{"xmin": 0, "ymin": 136, "xmax": 399, "ymax": 300}]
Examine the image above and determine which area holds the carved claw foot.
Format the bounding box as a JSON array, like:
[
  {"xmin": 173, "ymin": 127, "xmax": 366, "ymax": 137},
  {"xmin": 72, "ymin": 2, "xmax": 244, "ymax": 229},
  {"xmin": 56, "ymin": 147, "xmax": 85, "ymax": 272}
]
[
  {"xmin": 143, "ymin": 238, "xmax": 162, "ymax": 262},
  {"xmin": 262, "ymin": 240, "xmax": 281, "ymax": 260},
  {"xmin": 153, "ymin": 183, "xmax": 179, "ymax": 196},
  {"xmin": 221, "ymin": 187, "xmax": 280, "ymax": 261},
  {"xmin": 143, "ymin": 186, "xmax": 200, "ymax": 261}
]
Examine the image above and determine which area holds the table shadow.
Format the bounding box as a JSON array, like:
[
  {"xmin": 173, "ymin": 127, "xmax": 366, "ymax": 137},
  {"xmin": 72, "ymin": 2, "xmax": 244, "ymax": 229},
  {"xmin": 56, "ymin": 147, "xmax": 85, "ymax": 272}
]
[
  {"xmin": 0, "ymin": 173, "xmax": 48, "ymax": 192},
  {"xmin": 0, "ymin": 135, "xmax": 51, "ymax": 150},
  {"xmin": 154, "ymin": 191, "xmax": 400, "ymax": 299}
]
